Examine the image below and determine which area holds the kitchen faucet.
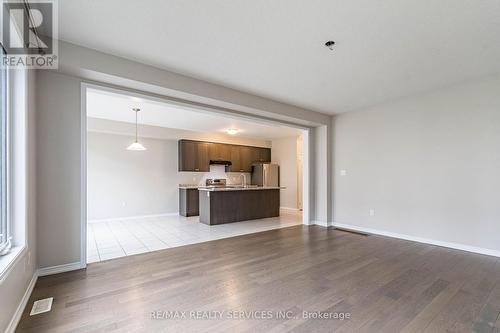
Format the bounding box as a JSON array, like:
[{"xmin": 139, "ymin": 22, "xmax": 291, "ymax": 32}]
[{"xmin": 240, "ymin": 173, "xmax": 247, "ymax": 187}]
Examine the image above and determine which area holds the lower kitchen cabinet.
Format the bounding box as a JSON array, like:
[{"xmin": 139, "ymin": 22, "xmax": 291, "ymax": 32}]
[
  {"xmin": 199, "ymin": 188, "xmax": 280, "ymax": 225},
  {"xmin": 179, "ymin": 188, "xmax": 199, "ymax": 217}
]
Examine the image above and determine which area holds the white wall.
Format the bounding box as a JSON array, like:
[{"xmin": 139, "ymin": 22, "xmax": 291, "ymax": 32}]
[
  {"xmin": 334, "ymin": 75, "xmax": 500, "ymax": 254},
  {"xmin": 297, "ymin": 135, "xmax": 304, "ymax": 210},
  {"xmin": 271, "ymin": 136, "xmax": 299, "ymax": 210},
  {"xmin": 87, "ymin": 131, "xmax": 257, "ymax": 220},
  {"xmin": 36, "ymin": 71, "xmax": 82, "ymax": 269},
  {"xmin": 88, "ymin": 132, "xmax": 178, "ymax": 220},
  {"xmin": 313, "ymin": 125, "xmax": 332, "ymax": 225}
]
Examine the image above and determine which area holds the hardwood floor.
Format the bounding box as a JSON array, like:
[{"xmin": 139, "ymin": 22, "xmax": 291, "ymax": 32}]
[{"xmin": 16, "ymin": 226, "xmax": 500, "ymax": 333}]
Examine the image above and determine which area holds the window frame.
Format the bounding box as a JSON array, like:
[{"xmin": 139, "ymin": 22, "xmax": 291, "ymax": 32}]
[
  {"xmin": 0, "ymin": 43, "xmax": 10, "ymax": 256},
  {"xmin": 0, "ymin": 45, "xmax": 29, "ymax": 281},
  {"xmin": 0, "ymin": 3, "xmax": 32, "ymax": 281}
]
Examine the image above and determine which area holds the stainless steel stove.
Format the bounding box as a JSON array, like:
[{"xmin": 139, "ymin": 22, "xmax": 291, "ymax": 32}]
[{"xmin": 205, "ymin": 178, "xmax": 227, "ymax": 187}]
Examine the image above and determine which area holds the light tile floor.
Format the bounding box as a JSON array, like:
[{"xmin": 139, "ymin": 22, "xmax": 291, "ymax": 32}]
[{"xmin": 87, "ymin": 212, "xmax": 302, "ymax": 263}]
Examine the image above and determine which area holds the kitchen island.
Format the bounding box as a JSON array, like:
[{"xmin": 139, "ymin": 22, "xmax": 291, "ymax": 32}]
[{"xmin": 198, "ymin": 186, "xmax": 283, "ymax": 225}]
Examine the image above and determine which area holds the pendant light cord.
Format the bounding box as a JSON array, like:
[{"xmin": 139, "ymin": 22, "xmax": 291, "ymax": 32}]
[{"xmin": 126, "ymin": 108, "xmax": 146, "ymax": 150}]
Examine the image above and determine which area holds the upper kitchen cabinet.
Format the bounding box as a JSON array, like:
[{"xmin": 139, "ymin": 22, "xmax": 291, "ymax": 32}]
[
  {"xmin": 238, "ymin": 146, "xmax": 257, "ymax": 172},
  {"xmin": 178, "ymin": 140, "xmax": 271, "ymax": 172},
  {"xmin": 229, "ymin": 145, "xmax": 242, "ymax": 172},
  {"xmin": 178, "ymin": 140, "xmax": 210, "ymax": 172},
  {"xmin": 208, "ymin": 142, "xmax": 231, "ymax": 162},
  {"xmin": 236, "ymin": 146, "xmax": 270, "ymax": 172},
  {"xmin": 257, "ymin": 147, "xmax": 271, "ymax": 163}
]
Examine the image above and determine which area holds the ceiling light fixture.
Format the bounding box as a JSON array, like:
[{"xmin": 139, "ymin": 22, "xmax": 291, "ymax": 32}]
[
  {"xmin": 226, "ymin": 128, "xmax": 239, "ymax": 135},
  {"xmin": 126, "ymin": 108, "xmax": 147, "ymax": 151},
  {"xmin": 325, "ymin": 40, "xmax": 335, "ymax": 50}
]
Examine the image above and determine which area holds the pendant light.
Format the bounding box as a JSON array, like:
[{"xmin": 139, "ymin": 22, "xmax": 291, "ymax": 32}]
[{"xmin": 126, "ymin": 108, "xmax": 147, "ymax": 151}]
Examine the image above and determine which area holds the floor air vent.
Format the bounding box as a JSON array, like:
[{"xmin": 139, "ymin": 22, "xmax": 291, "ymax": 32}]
[{"xmin": 30, "ymin": 297, "xmax": 53, "ymax": 316}]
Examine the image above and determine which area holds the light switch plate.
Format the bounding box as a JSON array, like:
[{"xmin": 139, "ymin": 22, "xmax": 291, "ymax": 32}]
[{"xmin": 340, "ymin": 170, "xmax": 347, "ymax": 176}]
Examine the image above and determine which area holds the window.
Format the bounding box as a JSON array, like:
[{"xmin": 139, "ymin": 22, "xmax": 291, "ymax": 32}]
[{"xmin": 0, "ymin": 45, "xmax": 10, "ymax": 256}]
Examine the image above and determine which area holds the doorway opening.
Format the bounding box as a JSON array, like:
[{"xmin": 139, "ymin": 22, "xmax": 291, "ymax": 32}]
[{"xmin": 82, "ymin": 84, "xmax": 310, "ymax": 264}]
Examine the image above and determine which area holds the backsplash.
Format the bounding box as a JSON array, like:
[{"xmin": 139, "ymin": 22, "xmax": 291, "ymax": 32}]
[{"xmin": 178, "ymin": 165, "xmax": 252, "ymax": 186}]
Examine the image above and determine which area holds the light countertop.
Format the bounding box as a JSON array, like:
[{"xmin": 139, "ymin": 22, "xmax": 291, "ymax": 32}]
[
  {"xmin": 179, "ymin": 185, "xmax": 285, "ymax": 191},
  {"xmin": 198, "ymin": 186, "xmax": 285, "ymax": 192}
]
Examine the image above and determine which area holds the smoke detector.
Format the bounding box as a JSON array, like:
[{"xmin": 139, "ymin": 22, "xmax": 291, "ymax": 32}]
[{"xmin": 325, "ymin": 40, "xmax": 335, "ymax": 50}]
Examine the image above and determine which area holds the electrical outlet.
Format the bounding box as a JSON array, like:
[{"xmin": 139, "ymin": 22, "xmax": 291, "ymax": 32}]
[
  {"xmin": 369, "ymin": 209, "xmax": 375, "ymax": 217},
  {"xmin": 121, "ymin": 202, "xmax": 126, "ymax": 207},
  {"xmin": 340, "ymin": 169, "xmax": 347, "ymax": 176}
]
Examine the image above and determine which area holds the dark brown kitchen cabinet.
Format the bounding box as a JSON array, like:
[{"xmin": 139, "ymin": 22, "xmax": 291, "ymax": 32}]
[
  {"xmin": 236, "ymin": 146, "xmax": 271, "ymax": 172},
  {"xmin": 238, "ymin": 146, "xmax": 256, "ymax": 172},
  {"xmin": 199, "ymin": 188, "xmax": 280, "ymax": 225},
  {"xmin": 178, "ymin": 139, "xmax": 271, "ymax": 172},
  {"xmin": 179, "ymin": 188, "xmax": 199, "ymax": 216},
  {"xmin": 178, "ymin": 140, "xmax": 209, "ymax": 172},
  {"xmin": 257, "ymin": 147, "xmax": 271, "ymax": 163},
  {"xmin": 229, "ymin": 145, "xmax": 242, "ymax": 172},
  {"xmin": 208, "ymin": 143, "xmax": 231, "ymax": 161}
]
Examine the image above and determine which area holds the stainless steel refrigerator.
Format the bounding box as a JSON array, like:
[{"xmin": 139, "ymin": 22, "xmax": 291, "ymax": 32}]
[{"xmin": 251, "ymin": 163, "xmax": 279, "ymax": 187}]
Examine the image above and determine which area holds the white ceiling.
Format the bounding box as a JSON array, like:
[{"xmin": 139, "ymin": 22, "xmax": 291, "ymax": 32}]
[
  {"xmin": 61, "ymin": 1, "xmax": 500, "ymax": 114},
  {"xmin": 86, "ymin": 88, "xmax": 301, "ymax": 140}
]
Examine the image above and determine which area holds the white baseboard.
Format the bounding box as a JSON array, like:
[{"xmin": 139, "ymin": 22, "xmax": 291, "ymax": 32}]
[
  {"xmin": 37, "ymin": 262, "xmax": 85, "ymax": 277},
  {"xmin": 5, "ymin": 262, "xmax": 85, "ymax": 333},
  {"xmin": 88, "ymin": 212, "xmax": 179, "ymax": 224},
  {"xmin": 5, "ymin": 261, "xmax": 84, "ymax": 332},
  {"xmin": 333, "ymin": 222, "xmax": 500, "ymax": 258},
  {"xmin": 5, "ymin": 272, "xmax": 38, "ymax": 333},
  {"xmin": 310, "ymin": 220, "xmax": 333, "ymax": 227},
  {"xmin": 280, "ymin": 207, "xmax": 301, "ymax": 214}
]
